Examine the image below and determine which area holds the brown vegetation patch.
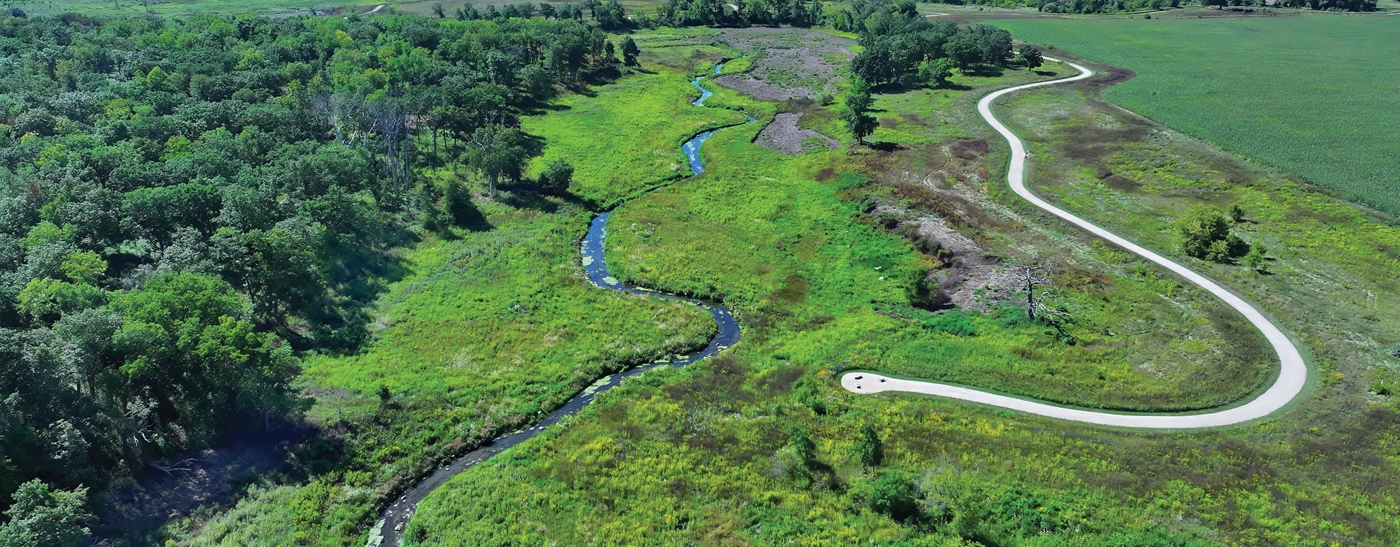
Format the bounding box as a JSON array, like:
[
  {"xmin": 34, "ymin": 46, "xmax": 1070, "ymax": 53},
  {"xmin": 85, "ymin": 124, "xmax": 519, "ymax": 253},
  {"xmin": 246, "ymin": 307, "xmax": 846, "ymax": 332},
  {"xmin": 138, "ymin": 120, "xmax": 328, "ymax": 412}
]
[
  {"xmin": 754, "ymin": 113, "xmax": 840, "ymax": 156},
  {"xmin": 711, "ymin": 28, "xmax": 855, "ymax": 100}
]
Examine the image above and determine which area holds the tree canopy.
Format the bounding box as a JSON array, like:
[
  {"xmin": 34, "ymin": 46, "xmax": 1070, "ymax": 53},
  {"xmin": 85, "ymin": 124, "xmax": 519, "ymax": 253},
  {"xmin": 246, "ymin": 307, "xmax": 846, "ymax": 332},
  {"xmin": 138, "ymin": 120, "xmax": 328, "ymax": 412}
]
[{"xmin": 0, "ymin": 7, "xmax": 625, "ymax": 524}]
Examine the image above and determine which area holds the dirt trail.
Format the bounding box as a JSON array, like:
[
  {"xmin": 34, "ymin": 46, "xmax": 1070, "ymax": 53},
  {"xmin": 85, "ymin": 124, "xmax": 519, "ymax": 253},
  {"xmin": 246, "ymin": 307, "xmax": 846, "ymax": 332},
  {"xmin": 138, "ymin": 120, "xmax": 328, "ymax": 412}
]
[{"xmin": 842, "ymin": 59, "xmax": 1309, "ymax": 429}]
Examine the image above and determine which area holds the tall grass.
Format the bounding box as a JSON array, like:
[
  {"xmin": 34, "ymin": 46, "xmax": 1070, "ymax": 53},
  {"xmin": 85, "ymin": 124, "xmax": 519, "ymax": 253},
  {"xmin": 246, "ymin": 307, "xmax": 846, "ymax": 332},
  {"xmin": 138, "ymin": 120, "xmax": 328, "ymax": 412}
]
[
  {"xmin": 521, "ymin": 67, "xmax": 748, "ymax": 208},
  {"xmin": 406, "ymin": 38, "xmax": 1400, "ymax": 547},
  {"xmin": 181, "ymin": 196, "xmax": 715, "ymax": 546}
]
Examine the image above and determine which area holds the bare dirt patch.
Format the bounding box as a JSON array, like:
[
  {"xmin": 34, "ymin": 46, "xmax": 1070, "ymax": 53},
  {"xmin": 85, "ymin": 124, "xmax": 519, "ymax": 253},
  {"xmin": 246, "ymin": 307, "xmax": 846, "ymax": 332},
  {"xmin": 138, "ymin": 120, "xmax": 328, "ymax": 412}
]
[
  {"xmin": 712, "ymin": 28, "xmax": 855, "ymax": 100},
  {"xmin": 754, "ymin": 113, "xmax": 839, "ymax": 156}
]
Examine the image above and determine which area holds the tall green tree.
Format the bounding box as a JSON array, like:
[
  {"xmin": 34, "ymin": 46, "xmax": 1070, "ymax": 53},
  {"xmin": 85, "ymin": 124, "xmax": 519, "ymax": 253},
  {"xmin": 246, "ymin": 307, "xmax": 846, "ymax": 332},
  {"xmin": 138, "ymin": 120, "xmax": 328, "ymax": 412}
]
[
  {"xmin": 621, "ymin": 36, "xmax": 641, "ymax": 67},
  {"xmin": 840, "ymin": 77, "xmax": 878, "ymax": 146},
  {"xmin": 0, "ymin": 480, "xmax": 91, "ymax": 547},
  {"xmin": 465, "ymin": 125, "xmax": 532, "ymax": 196},
  {"xmin": 1019, "ymin": 45, "xmax": 1044, "ymax": 71}
]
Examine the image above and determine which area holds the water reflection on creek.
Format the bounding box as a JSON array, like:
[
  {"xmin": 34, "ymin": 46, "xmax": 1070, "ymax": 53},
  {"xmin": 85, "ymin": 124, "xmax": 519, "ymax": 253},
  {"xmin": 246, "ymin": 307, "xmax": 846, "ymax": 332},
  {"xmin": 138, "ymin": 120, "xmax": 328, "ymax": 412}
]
[{"xmin": 369, "ymin": 64, "xmax": 752, "ymax": 546}]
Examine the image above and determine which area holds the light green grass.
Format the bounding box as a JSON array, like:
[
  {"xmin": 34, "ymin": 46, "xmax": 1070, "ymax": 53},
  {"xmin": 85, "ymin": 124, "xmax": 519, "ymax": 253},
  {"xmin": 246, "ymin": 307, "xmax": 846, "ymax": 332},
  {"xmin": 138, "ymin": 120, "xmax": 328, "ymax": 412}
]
[
  {"xmin": 179, "ymin": 194, "xmax": 715, "ymax": 546},
  {"xmin": 993, "ymin": 16, "xmax": 1400, "ymax": 216},
  {"xmin": 403, "ymin": 31, "xmax": 1400, "ymax": 547},
  {"xmin": 522, "ymin": 68, "xmax": 747, "ymax": 208}
]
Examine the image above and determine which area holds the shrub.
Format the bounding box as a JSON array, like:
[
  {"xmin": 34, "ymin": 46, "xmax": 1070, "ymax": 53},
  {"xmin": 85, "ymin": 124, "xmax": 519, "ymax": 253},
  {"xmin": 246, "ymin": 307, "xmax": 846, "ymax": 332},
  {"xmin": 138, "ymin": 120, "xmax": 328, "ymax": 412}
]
[
  {"xmin": 538, "ymin": 159, "xmax": 574, "ymax": 195},
  {"xmin": 1243, "ymin": 243, "xmax": 1268, "ymax": 272},
  {"xmin": 1175, "ymin": 206, "xmax": 1232, "ymax": 260},
  {"xmin": 1387, "ymin": 343, "xmax": 1400, "ymax": 359},
  {"xmin": 868, "ymin": 470, "xmax": 920, "ymax": 522},
  {"xmin": 855, "ymin": 423, "xmax": 884, "ymax": 468},
  {"xmin": 922, "ymin": 310, "xmax": 978, "ymax": 336}
]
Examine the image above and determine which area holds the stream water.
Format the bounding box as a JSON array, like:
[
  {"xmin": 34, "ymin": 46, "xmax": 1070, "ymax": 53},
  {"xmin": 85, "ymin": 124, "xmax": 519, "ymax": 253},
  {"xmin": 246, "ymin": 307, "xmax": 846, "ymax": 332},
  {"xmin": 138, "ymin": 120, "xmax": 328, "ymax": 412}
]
[{"xmin": 368, "ymin": 64, "xmax": 750, "ymax": 547}]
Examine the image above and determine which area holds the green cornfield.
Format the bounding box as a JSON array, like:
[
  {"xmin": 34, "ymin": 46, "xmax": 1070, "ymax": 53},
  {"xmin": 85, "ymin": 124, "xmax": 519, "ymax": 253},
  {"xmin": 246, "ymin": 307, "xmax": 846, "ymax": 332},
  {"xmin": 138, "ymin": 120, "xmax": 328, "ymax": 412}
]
[{"xmin": 995, "ymin": 16, "xmax": 1400, "ymax": 216}]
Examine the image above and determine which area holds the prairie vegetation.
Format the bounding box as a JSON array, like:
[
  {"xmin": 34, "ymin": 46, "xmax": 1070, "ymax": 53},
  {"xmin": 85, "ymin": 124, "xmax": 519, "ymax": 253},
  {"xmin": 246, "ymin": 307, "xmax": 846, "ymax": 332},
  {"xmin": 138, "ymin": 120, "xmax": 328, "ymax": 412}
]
[
  {"xmin": 3, "ymin": 2, "xmax": 1399, "ymax": 546},
  {"xmin": 521, "ymin": 66, "xmax": 747, "ymax": 207},
  {"xmin": 407, "ymin": 19, "xmax": 1400, "ymax": 547}
]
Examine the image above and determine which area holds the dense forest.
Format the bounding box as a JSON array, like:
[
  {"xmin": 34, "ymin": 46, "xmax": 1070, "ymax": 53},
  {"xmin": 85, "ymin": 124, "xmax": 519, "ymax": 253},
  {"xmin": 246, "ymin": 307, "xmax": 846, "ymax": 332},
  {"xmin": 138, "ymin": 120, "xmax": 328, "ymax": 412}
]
[
  {"xmin": 835, "ymin": 0, "xmax": 1016, "ymax": 84},
  {"xmin": 0, "ymin": 8, "xmax": 627, "ymax": 542}
]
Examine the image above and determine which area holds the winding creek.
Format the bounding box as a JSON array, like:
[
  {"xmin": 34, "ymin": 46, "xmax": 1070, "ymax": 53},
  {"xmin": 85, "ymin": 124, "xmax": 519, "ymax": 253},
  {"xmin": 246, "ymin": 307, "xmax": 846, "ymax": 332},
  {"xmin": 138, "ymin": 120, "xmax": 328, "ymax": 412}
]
[
  {"xmin": 367, "ymin": 64, "xmax": 749, "ymax": 547},
  {"xmin": 366, "ymin": 58, "xmax": 1311, "ymax": 545}
]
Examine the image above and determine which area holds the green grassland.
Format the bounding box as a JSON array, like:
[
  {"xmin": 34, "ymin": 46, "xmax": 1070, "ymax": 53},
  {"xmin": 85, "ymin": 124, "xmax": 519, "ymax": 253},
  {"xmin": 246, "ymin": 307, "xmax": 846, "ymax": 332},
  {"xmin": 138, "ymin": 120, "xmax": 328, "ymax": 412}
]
[
  {"xmin": 522, "ymin": 66, "xmax": 748, "ymax": 208},
  {"xmin": 403, "ymin": 43, "xmax": 1400, "ymax": 546},
  {"xmin": 165, "ymin": 192, "xmax": 715, "ymax": 545},
  {"xmin": 605, "ymin": 70, "xmax": 1273, "ymax": 412},
  {"xmin": 993, "ymin": 16, "xmax": 1400, "ymax": 216}
]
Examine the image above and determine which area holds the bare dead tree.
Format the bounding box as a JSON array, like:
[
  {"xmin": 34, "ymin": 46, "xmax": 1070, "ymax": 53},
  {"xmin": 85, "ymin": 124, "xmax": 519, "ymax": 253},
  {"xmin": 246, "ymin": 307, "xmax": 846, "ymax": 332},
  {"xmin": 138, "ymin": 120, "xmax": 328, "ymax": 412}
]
[
  {"xmin": 149, "ymin": 458, "xmax": 200, "ymax": 477},
  {"xmin": 368, "ymin": 98, "xmax": 411, "ymax": 194},
  {"xmin": 1016, "ymin": 264, "xmax": 1070, "ymax": 324},
  {"xmin": 307, "ymin": 91, "xmax": 364, "ymax": 146}
]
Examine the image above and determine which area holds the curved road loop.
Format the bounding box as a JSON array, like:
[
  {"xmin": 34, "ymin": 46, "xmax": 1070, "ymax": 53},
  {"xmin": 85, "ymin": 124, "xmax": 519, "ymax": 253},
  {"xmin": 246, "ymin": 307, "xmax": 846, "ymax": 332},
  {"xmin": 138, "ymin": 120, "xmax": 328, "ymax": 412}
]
[
  {"xmin": 841, "ymin": 58, "xmax": 1308, "ymax": 429},
  {"xmin": 367, "ymin": 66, "xmax": 747, "ymax": 547}
]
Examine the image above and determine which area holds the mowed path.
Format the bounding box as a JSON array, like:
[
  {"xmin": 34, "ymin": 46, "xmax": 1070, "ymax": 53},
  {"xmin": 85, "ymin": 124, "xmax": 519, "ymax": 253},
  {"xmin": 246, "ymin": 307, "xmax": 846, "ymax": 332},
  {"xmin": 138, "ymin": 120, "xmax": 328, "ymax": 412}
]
[{"xmin": 840, "ymin": 59, "xmax": 1308, "ymax": 429}]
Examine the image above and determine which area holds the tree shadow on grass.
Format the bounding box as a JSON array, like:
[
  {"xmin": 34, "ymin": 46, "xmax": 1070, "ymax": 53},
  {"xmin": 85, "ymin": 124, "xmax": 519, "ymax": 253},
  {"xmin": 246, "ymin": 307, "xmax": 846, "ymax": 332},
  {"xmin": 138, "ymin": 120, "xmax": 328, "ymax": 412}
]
[
  {"xmin": 449, "ymin": 197, "xmax": 494, "ymax": 232},
  {"xmin": 961, "ymin": 65, "xmax": 1006, "ymax": 78},
  {"xmin": 496, "ymin": 190, "xmax": 560, "ymax": 213}
]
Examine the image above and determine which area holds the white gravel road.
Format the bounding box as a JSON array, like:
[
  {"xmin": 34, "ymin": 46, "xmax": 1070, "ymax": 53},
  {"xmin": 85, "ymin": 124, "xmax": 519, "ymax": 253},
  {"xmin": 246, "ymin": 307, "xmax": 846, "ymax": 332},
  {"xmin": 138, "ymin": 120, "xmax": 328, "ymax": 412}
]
[{"xmin": 841, "ymin": 58, "xmax": 1308, "ymax": 429}]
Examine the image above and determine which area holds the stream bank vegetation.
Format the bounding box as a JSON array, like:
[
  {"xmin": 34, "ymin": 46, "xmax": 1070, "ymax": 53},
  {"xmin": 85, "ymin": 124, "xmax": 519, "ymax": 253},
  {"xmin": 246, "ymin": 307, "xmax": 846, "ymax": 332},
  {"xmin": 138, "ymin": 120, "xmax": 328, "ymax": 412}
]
[
  {"xmin": 406, "ymin": 17, "xmax": 1400, "ymax": 547},
  {"xmin": 0, "ymin": 3, "xmax": 1397, "ymax": 547},
  {"xmin": 0, "ymin": 9, "xmax": 718, "ymax": 545}
]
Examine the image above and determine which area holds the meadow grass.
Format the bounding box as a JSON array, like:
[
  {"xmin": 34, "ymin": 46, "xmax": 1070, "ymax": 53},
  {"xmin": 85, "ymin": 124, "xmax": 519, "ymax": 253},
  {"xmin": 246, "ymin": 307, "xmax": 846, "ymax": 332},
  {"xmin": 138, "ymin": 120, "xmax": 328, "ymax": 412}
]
[
  {"xmin": 601, "ymin": 73, "xmax": 1271, "ymax": 411},
  {"xmin": 177, "ymin": 192, "xmax": 715, "ymax": 546},
  {"xmin": 993, "ymin": 16, "xmax": 1400, "ymax": 216},
  {"xmin": 521, "ymin": 66, "xmax": 748, "ymax": 208},
  {"xmin": 407, "ymin": 55, "xmax": 1400, "ymax": 547}
]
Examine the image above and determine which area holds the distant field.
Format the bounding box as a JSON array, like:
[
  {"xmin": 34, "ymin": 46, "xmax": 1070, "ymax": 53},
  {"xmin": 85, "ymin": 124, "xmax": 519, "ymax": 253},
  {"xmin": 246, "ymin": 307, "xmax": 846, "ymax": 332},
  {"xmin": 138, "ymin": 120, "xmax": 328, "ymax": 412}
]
[
  {"xmin": 32, "ymin": 0, "xmax": 664, "ymax": 18},
  {"xmin": 994, "ymin": 16, "xmax": 1400, "ymax": 216}
]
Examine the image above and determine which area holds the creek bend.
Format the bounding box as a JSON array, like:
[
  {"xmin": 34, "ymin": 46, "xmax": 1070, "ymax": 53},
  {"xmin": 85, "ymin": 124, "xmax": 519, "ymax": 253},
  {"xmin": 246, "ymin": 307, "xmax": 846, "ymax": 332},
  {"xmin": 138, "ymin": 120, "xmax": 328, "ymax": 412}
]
[{"xmin": 368, "ymin": 65, "xmax": 749, "ymax": 547}]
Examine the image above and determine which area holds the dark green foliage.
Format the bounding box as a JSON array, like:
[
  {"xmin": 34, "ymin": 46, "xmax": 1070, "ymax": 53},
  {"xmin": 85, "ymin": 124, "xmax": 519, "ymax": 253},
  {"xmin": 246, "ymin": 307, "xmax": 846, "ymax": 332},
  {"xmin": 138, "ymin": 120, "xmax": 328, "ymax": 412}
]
[
  {"xmin": 840, "ymin": 77, "xmax": 877, "ymax": 145},
  {"xmin": 1175, "ymin": 206, "xmax": 1246, "ymax": 262},
  {"xmin": 621, "ymin": 36, "xmax": 640, "ymax": 67},
  {"xmin": 656, "ymin": 0, "xmax": 822, "ymax": 28},
  {"xmin": 868, "ymin": 470, "xmax": 920, "ymax": 522},
  {"xmin": 1387, "ymin": 343, "xmax": 1400, "ymax": 360},
  {"xmin": 922, "ymin": 310, "xmax": 978, "ymax": 337},
  {"xmin": 1242, "ymin": 243, "xmax": 1268, "ymax": 272},
  {"xmin": 537, "ymin": 159, "xmax": 575, "ymax": 195},
  {"xmin": 1228, "ymin": 203, "xmax": 1246, "ymax": 222},
  {"xmin": 918, "ymin": 58, "xmax": 954, "ymax": 87},
  {"xmin": 0, "ymin": 9, "xmax": 619, "ymax": 524},
  {"xmin": 836, "ymin": 171, "xmax": 872, "ymax": 189},
  {"xmin": 855, "ymin": 423, "xmax": 884, "ymax": 468},
  {"xmin": 844, "ymin": 2, "xmax": 1011, "ymax": 86},
  {"xmin": 0, "ymin": 480, "xmax": 91, "ymax": 547},
  {"xmin": 1018, "ymin": 45, "xmax": 1043, "ymax": 71}
]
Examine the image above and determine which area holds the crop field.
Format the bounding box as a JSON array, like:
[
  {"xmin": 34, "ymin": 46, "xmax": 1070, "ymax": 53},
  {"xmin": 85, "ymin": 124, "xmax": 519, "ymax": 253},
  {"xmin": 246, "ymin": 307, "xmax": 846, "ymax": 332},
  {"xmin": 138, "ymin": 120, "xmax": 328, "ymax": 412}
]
[{"xmin": 993, "ymin": 16, "xmax": 1400, "ymax": 216}]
